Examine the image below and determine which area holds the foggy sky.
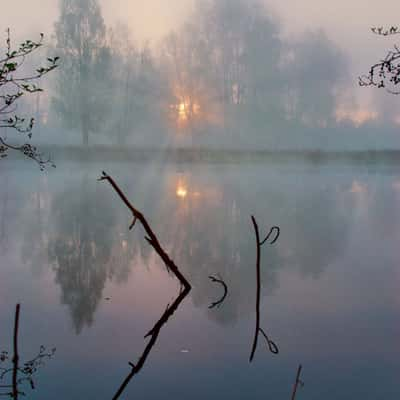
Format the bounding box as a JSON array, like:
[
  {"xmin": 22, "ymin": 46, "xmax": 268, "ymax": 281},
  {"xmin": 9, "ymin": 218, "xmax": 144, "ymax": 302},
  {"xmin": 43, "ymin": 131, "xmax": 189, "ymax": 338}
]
[
  {"xmin": 2, "ymin": 0, "xmax": 398, "ymax": 55},
  {"xmin": 1, "ymin": 0, "xmax": 399, "ymax": 113}
]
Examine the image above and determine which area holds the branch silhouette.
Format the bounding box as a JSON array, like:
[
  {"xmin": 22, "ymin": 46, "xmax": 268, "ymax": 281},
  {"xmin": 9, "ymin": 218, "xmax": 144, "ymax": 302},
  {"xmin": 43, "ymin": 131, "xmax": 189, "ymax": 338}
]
[
  {"xmin": 99, "ymin": 171, "xmax": 191, "ymax": 288},
  {"xmin": 98, "ymin": 172, "xmax": 191, "ymax": 400},
  {"xmin": 291, "ymin": 364, "xmax": 304, "ymax": 400},
  {"xmin": 12, "ymin": 304, "xmax": 20, "ymax": 400},
  {"xmin": 249, "ymin": 216, "xmax": 280, "ymax": 362},
  {"xmin": 0, "ymin": 29, "xmax": 58, "ymax": 167},
  {"xmin": 359, "ymin": 28, "xmax": 400, "ymax": 94},
  {"xmin": 371, "ymin": 26, "xmax": 400, "ymax": 36},
  {"xmin": 0, "ymin": 305, "xmax": 56, "ymax": 398},
  {"xmin": 208, "ymin": 275, "xmax": 228, "ymax": 309}
]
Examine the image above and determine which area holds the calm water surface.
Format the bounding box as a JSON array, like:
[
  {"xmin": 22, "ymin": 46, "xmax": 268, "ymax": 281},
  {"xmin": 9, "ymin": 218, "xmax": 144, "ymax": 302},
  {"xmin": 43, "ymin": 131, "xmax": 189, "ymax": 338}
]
[{"xmin": 0, "ymin": 160, "xmax": 399, "ymax": 399}]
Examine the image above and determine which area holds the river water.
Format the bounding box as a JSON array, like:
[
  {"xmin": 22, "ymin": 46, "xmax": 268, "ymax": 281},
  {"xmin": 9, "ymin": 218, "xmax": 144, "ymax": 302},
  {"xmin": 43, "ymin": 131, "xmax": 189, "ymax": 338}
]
[{"xmin": 0, "ymin": 159, "xmax": 399, "ymax": 399}]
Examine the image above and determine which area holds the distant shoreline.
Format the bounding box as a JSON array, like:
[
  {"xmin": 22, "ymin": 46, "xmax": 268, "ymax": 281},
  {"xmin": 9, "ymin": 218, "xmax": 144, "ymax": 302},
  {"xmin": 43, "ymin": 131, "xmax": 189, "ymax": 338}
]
[{"xmin": 31, "ymin": 145, "xmax": 400, "ymax": 165}]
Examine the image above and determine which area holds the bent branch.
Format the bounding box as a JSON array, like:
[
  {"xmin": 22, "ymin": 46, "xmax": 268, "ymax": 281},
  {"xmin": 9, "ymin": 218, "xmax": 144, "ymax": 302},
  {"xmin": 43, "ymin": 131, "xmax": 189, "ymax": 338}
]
[
  {"xmin": 249, "ymin": 216, "xmax": 280, "ymax": 362},
  {"xmin": 98, "ymin": 172, "xmax": 191, "ymax": 400}
]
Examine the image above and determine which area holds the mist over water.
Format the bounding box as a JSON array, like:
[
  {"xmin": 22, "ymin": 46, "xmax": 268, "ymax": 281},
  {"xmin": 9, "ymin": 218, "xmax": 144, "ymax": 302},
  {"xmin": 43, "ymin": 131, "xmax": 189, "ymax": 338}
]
[
  {"xmin": 0, "ymin": 161, "xmax": 399, "ymax": 399},
  {"xmin": 1, "ymin": 1, "xmax": 400, "ymax": 399}
]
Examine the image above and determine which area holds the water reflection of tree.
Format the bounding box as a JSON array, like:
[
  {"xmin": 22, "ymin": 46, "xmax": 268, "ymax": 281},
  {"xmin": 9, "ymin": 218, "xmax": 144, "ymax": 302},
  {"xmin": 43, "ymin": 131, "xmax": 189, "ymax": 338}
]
[
  {"xmin": 233, "ymin": 175, "xmax": 351, "ymax": 279},
  {"xmin": 47, "ymin": 176, "xmax": 131, "ymax": 334},
  {"xmin": 147, "ymin": 172, "xmax": 351, "ymax": 325},
  {"xmin": 283, "ymin": 189, "xmax": 350, "ymax": 278},
  {"xmin": 20, "ymin": 179, "xmax": 50, "ymax": 277},
  {"xmin": 147, "ymin": 173, "xmax": 282, "ymax": 326}
]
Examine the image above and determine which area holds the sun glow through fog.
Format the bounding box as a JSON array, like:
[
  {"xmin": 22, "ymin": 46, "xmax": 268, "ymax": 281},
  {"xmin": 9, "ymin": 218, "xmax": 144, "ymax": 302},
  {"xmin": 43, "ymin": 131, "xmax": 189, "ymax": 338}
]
[{"xmin": 176, "ymin": 185, "xmax": 188, "ymax": 198}]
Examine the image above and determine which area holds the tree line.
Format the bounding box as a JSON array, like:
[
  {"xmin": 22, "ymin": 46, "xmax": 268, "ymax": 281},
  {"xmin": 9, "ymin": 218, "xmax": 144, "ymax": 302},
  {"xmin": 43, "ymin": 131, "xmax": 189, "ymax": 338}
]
[{"xmin": 48, "ymin": 0, "xmax": 349, "ymax": 147}]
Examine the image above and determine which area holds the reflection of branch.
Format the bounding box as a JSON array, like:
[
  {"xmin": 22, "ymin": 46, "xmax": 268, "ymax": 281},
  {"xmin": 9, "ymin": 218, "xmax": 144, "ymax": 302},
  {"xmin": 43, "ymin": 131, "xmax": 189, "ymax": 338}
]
[
  {"xmin": 249, "ymin": 216, "xmax": 280, "ymax": 362},
  {"xmin": 291, "ymin": 364, "xmax": 304, "ymax": 400},
  {"xmin": 112, "ymin": 289, "xmax": 190, "ymax": 400},
  {"xmin": 208, "ymin": 275, "xmax": 228, "ymax": 309},
  {"xmin": 98, "ymin": 172, "xmax": 191, "ymax": 400}
]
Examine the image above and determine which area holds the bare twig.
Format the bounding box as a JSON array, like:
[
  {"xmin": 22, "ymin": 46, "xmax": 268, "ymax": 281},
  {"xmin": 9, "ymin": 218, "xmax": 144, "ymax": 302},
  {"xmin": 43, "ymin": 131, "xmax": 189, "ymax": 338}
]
[
  {"xmin": 208, "ymin": 275, "xmax": 228, "ymax": 309},
  {"xmin": 98, "ymin": 172, "xmax": 191, "ymax": 400},
  {"xmin": 291, "ymin": 364, "xmax": 304, "ymax": 400},
  {"xmin": 371, "ymin": 26, "xmax": 400, "ymax": 36},
  {"xmin": 1, "ymin": 306, "xmax": 56, "ymax": 398},
  {"xmin": 359, "ymin": 29, "xmax": 400, "ymax": 94},
  {"xmin": 12, "ymin": 304, "xmax": 20, "ymax": 400},
  {"xmin": 259, "ymin": 328, "xmax": 279, "ymax": 355},
  {"xmin": 249, "ymin": 216, "xmax": 280, "ymax": 362}
]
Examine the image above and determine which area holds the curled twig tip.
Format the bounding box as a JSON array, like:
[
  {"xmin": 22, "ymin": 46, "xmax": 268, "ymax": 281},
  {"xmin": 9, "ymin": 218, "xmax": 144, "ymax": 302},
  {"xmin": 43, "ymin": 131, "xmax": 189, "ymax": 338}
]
[
  {"xmin": 260, "ymin": 226, "xmax": 280, "ymax": 245},
  {"xmin": 208, "ymin": 275, "xmax": 228, "ymax": 309}
]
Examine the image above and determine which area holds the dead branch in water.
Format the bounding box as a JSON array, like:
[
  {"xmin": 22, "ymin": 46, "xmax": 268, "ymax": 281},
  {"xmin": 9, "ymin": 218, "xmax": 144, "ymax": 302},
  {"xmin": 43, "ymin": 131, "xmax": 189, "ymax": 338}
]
[
  {"xmin": 98, "ymin": 172, "xmax": 192, "ymax": 400},
  {"xmin": 99, "ymin": 171, "xmax": 190, "ymax": 289},
  {"xmin": 208, "ymin": 275, "xmax": 228, "ymax": 309},
  {"xmin": 12, "ymin": 304, "xmax": 20, "ymax": 400},
  {"xmin": 249, "ymin": 216, "xmax": 280, "ymax": 362},
  {"xmin": 291, "ymin": 364, "xmax": 304, "ymax": 400},
  {"xmin": 0, "ymin": 305, "xmax": 55, "ymax": 398}
]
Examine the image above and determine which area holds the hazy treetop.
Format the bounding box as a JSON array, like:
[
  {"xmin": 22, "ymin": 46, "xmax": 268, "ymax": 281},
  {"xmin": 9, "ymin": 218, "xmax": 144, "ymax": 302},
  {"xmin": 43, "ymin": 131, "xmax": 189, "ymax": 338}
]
[
  {"xmin": 1, "ymin": 0, "xmax": 397, "ymax": 55},
  {"xmin": 1, "ymin": 0, "xmax": 398, "ymax": 119}
]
